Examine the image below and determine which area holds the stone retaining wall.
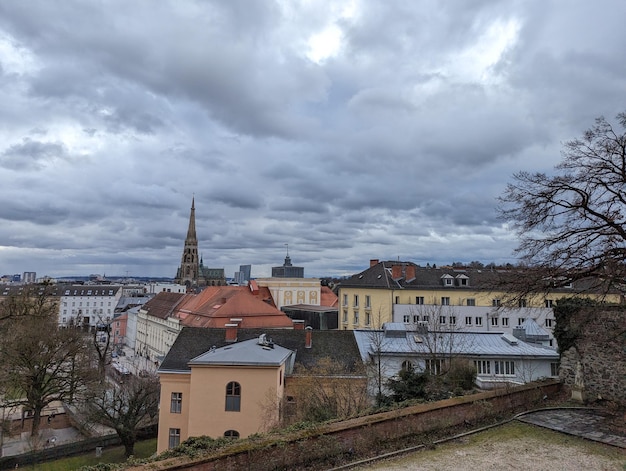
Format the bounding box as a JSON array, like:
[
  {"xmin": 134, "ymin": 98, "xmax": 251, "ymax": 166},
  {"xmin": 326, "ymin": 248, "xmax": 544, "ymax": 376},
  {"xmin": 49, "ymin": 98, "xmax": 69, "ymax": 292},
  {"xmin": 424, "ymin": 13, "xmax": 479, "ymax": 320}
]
[{"xmin": 559, "ymin": 308, "xmax": 626, "ymax": 404}]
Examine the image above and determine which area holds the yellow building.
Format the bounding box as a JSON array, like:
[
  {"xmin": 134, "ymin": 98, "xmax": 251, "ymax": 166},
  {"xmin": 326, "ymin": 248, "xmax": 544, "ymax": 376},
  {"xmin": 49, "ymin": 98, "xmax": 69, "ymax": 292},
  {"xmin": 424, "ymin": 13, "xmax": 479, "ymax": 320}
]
[
  {"xmin": 157, "ymin": 334, "xmax": 292, "ymax": 452},
  {"xmin": 156, "ymin": 326, "xmax": 365, "ymax": 453},
  {"xmin": 338, "ymin": 260, "xmax": 621, "ymax": 344}
]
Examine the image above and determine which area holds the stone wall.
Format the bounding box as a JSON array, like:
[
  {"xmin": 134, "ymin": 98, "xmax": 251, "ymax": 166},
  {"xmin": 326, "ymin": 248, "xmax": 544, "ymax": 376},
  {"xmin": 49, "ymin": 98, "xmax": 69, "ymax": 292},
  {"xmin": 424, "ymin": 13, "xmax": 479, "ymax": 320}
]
[{"xmin": 559, "ymin": 306, "xmax": 626, "ymax": 404}]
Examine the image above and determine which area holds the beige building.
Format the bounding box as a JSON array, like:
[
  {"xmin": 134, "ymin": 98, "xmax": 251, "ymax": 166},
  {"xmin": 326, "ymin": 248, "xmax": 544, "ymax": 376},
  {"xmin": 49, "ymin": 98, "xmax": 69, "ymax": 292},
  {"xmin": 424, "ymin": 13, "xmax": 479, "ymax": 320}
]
[
  {"xmin": 158, "ymin": 335, "xmax": 292, "ymax": 452},
  {"xmin": 254, "ymin": 277, "xmax": 321, "ymax": 310},
  {"xmin": 156, "ymin": 326, "xmax": 365, "ymax": 453}
]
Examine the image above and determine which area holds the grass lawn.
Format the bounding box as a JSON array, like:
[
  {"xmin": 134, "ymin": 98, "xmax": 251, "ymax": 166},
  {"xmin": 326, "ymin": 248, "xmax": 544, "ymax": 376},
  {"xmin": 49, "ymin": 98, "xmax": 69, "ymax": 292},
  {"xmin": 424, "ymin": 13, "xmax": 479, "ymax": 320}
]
[
  {"xmin": 26, "ymin": 438, "xmax": 157, "ymax": 470},
  {"xmin": 362, "ymin": 421, "xmax": 626, "ymax": 471}
]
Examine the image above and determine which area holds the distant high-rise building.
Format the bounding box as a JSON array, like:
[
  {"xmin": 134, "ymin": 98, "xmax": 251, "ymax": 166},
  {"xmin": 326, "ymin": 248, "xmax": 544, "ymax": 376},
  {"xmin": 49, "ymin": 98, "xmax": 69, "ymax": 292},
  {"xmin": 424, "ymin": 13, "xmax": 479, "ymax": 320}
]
[
  {"xmin": 174, "ymin": 197, "xmax": 226, "ymax": 289},
  {"xmin": 272, "ymin": 247, "xmax": 304, "ymax": 278},
  {"xmin": 22, "ymin": 272, "xmax": 36, "ymax": 284},
  {"xmin": 234, "ymin": 264, "xmax": 252, "ymax": 285}
]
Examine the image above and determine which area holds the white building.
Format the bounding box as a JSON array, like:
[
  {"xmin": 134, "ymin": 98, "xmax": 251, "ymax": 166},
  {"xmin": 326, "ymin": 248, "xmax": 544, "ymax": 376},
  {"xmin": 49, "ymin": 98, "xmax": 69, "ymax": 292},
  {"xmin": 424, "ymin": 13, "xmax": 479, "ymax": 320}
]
[
  {"xmin": 393, "ymin": 304, "xmax": 557, "ymax": 347},
  {"xmin": 58, "ymin": 285, "xmax": 123, "ymax": 328},
  {"xmin": 353, "ymin": 323, "xmax": 559, "ymax": 392}
]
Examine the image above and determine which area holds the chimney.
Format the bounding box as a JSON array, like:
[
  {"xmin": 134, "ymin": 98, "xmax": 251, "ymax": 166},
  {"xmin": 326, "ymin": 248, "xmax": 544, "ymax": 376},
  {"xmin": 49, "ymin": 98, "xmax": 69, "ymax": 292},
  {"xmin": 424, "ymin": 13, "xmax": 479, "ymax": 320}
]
[
  {"xmin": 225, "ymin": 323, "xmax": 238, "ymax": 342},
  {"xmin": 305, "ymin": 326, "xmax": 313, "ymax": 349},
  {"xmin": 405, "ymin": 264, "xmax": 416, "ymax": 281},
  {"xmin": 292, "ymin": 319, "xmax": 305, "ymax": 330},
  {"xmin": 391, "ymin": 265, "xmax": 402, "ymax": 279},
  {"xmin": 370, "ymin": 259, "xmax": 379, "ymax": 267}
]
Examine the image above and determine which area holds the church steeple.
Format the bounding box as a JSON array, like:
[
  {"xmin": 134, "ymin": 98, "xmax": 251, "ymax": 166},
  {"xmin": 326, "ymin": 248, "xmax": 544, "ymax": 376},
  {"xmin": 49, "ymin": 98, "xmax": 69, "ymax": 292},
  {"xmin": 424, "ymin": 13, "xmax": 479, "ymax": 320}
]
[{"xmin": 175, "ymin": 197, "xmax": 199, "ymax": 288}]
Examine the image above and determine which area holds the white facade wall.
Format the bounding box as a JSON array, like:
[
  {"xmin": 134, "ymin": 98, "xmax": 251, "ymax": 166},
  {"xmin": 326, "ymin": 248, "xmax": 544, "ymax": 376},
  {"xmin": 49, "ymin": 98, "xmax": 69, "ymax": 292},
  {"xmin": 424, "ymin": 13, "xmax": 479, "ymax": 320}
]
[
  {"xmin": 58, "ymin": 286, "xmax": 123, "ymax": 328},
  {"xmin": 393, "ymin": 304, "xmax": 555, "ymax": 345},
  {"xmin": 136, "ymin": 309, "xmax": 181, "ymax": 364},
  {"xmin": 146, "ymin": 283, "xmax": 187, "ymax": 294}
]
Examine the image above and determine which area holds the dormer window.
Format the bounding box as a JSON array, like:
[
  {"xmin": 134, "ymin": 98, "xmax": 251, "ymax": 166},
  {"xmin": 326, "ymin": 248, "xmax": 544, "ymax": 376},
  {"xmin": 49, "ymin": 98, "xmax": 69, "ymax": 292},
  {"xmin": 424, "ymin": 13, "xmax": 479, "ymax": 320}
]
[
  {"xmin": 441, "ymin": 274, "xmax": 454, "ymax": 287},
  {"xmin": 455, "ymin": 274, "xmax": 469, "ymax": 286}
]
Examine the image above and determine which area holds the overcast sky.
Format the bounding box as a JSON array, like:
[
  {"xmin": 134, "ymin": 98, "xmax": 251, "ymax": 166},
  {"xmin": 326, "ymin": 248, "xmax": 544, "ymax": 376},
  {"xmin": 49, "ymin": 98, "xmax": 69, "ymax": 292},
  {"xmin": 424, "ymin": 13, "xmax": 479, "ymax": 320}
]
[{"xmin": 1, "ymin": 1, "xmax": 625, "ymax": 280}]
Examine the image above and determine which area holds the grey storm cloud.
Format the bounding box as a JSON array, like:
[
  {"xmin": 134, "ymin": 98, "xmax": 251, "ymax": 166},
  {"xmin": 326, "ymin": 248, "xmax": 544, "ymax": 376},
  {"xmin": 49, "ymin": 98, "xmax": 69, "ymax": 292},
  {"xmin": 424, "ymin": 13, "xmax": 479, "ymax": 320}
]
[{"xmin": 0, "ymin": 0, "xmax": 625, "ymax": 279}]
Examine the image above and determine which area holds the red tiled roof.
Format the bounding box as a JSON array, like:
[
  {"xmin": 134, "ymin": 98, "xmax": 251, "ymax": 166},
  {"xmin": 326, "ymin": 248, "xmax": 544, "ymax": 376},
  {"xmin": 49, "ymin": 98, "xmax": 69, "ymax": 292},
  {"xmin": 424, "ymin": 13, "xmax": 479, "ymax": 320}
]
[
  {"xmin": 321, "ymin": 286, "xmax": 338, "ymax": 307},
  {"xmin": 142, "ymin": 292, "xmax": 189, "ymax": 319},
  {"xmin": 174, "ymin": 286, "xmax": 293, "ymax": 329}
]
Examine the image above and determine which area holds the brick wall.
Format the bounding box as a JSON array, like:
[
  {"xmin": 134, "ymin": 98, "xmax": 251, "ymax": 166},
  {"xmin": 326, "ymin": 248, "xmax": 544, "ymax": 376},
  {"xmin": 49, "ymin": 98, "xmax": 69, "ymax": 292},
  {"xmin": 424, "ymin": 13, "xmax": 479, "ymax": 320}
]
[{"xmin": 134, "ymin": 380, "xmax": 560, "ymax": 471}]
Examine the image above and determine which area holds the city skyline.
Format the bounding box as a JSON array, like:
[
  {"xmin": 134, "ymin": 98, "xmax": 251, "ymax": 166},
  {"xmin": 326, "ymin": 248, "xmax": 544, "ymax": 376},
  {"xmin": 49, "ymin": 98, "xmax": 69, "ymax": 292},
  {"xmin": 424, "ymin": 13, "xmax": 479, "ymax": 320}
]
[{"xmin": 1, "ymin": 1, "xmax": 625, "ymax": 279}]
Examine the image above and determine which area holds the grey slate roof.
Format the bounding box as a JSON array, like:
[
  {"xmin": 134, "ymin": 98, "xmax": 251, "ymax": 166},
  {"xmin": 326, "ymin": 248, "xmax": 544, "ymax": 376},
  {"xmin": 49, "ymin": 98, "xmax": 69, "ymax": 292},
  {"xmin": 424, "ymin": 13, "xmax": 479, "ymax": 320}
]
[
  {"xmin": 189, "ymin": 337, "xmax": 293, "ymax": 367},
  {"xmin": 159, "ymin": 327, "xmax": 365, "ymax": 374},
  {"xmin": 353, "ymin": 325, "xmax": 558, "ymax": 361}
]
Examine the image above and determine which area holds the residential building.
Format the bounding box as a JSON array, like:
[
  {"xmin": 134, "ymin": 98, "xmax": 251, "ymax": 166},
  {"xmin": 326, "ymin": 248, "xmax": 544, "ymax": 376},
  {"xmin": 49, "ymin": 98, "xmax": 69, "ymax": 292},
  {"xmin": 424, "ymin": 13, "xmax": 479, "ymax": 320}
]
[
  {"xmin": 174, "ymin": 197, "xmax": 226, "ymax": 289},
  {"xmin": 156, "ymin": 326, "xmax": 365, "ymax": 453},
  {"xmin": 136, "ymin": 285, "xmax": 295, "ymax": 366},
  {"xmin": 338, "ymin": 260, "xmax": 621, "ymax": 345},
  {"xmin": 353, "ymin": 323, "xmax": 560, "ymax": 392},
  {"xmin": 58, "ymin": 285, "xmax": 123, "ymax": 329},
  {"xmin": 146, "ymin": 282, "xmax": 187, "ymax": 294},
  {"xmin": 22, "ymin": 272, "xmax": 36, "ymax": 284}
]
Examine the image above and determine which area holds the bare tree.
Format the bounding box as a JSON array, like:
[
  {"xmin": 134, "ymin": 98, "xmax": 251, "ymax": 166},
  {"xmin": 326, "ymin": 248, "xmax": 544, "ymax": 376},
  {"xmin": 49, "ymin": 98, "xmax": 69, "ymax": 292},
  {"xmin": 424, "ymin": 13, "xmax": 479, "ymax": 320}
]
[
  {"xmin": 84, "ymin": 374, "xmax": 160, "ymax": 457},
  {"xmin": 287, "ymin": 357, "xmax": 369, "ymax": 424},
  {"xmin": 0, "ymin": 291, "xmax": 94, "ymax": 437},
  {"xmin": 498, "ymin": 112, "xmax": 626, "ymax": 296},
  {"xmin": 364, "ymin": 310, "xmax": 395, "ymax": 405}
]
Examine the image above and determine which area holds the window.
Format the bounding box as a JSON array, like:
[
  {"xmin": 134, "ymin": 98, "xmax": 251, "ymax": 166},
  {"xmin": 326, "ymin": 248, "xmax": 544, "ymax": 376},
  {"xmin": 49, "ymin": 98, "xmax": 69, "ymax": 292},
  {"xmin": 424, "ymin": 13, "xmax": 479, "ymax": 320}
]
[
  {"xmin": 224, "ymin": 430, "xmax": 240, "ymax": 439},
  {"xmin": 365, "ymin": 295, "xmax": 371, "ymax": 308},
  {"xmin": 518, "ymin": 317, "xmax": 526, "ymax": 326},
  {"xmin": 343, "ymin": 294, "xmax": 348, "ymax": 306},
  {"xmin": 474, "ymin": 360, "xmax": 490, "ymax": 375},
  {"xmin": 353, "ymin": 295, "xmax": 359, "ymax": 307},
  {"xmin": 225, "ymin": 382, "xmax": 241, "ymax": 411},
  {"xmin": 342, "ymin": 310, "xmax": 348, "ymax": 323},
  {"xmin": 403, "ymin": 315, "xmax": 410, "ymax": 323},
  {"xmin": 425, "ymin": 359, "xmax": 444, "ymax": 375},
  {"xmin": 439, "ymin": 316, "xmax": 446, "ymax": 324},
  {"xmin": 444, "ymin": 278, "xmax": 453, "ymax": 286},
  {"xmin": 518, "ymin": 299, "xmax": 527, "ymax": 308},
  {"xmin": 416, "ymin": 296, "xmax": 424, "ymax": 305},
  {"xmin": 465, "ymin": 316, "xmax": 472, "ymax": 325},
  {"xmin": 422, "ymin": 315, "xmax": 429, "ymax": 322},
  {"xmin": 490, "ymin": 317, "xmax": 499, "ymax": 326},
  {"xmin": 458, "ymin": 277, "xmax": 468, "ymax": 286},
  {"xmin": 170, "ymin": 392, "xmax": 182, "ymax": 413},
  {"xmin": 449, "ymin": 316, "xmax": 456, "ymax": 325},
  {"xmin": 168, "ymin": 428, "xmax": 181, "ymax": 449},
  {"xmin": 365, "ymin": 312, "xmax": 371, "ymax": 325},
  {"xmin": 502, "ymin": 317, "xmax": 509, "ymax": 327},
  {"xmin": 412, "ymin": 315, "xmax": 419, "ymax": 323},
  {"xmin": 475, "ymin": 317, "xmax": 483, "ymax": 326},
  {"xmin": 401, "ymin": 360, "xmax": 413, "ymax": 371},
  {"xmin": 492, "ymin": 299, "xmax": 501, "ymax": 307},
  {"xmin": 466, "ymin": 298, "xmax": 476, "ymax": 306},
  {"xmin": 545, "ymin": 318, "xmax": 553, "ymax": 328},
  {"xmin": 494, "ymin": 360, "xmax": 515, "ymax": 376},
  {"xmin": 353, "ymin": 311, "xmax": 359, "ymax": 324},
  {"xmin": 550, "ymin": 362, "xmax": 559, "ymax": 377},
  {"xmin": 441, "ymin": 297, "xmax": 450, "ymax": 306},
  {"xmin": 545, "ymin": 299, "xmax": 554, "ymax": 308},
  {"xmin": 395, "ymin": 296, "xmax": 399, "ymax": 304}
]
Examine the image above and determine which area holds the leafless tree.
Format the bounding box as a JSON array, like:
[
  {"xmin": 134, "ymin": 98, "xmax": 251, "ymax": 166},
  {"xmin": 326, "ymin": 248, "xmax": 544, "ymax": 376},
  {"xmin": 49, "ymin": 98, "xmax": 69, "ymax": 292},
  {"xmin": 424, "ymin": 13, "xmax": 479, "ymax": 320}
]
[
  {"xmin": 0, "ymin": 288, "xmax": 95, "ymax": 437},
  {"xmin": 498, "ymin": 112, "xmax": 626, "ymax": 297},
  {"xmin": 83, "ymin": 373, "xmax": 160, "ymax": 457}
]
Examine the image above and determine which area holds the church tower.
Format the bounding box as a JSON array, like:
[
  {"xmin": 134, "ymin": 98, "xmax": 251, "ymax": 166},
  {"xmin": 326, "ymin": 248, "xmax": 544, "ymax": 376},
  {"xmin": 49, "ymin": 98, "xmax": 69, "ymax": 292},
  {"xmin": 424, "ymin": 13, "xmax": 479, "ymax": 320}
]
[{"xmin": 175, "ymin": 197, "xmax": 199, "ymax": 288}]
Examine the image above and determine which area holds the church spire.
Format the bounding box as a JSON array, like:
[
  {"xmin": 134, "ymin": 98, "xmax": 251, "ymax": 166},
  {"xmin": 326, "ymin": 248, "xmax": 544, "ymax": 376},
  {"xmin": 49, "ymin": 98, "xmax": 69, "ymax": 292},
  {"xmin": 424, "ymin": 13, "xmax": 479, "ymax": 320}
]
[
  {"xmin": 175, "ymin": 197, "xmax": 199, "ymax": 288},
  {"xmin": 186, "ymin": 196, "xmax": 197, "ymax": 243}
]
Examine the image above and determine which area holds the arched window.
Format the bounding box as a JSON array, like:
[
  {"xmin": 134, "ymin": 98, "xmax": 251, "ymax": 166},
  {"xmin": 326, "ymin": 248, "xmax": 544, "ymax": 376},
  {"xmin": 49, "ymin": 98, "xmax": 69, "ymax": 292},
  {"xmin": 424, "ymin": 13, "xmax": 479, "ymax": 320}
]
[
  {"xmin": 225, "ymin": 381, "xmax": 241, "ymax": 411},
  {"xmin": 224, "ymin": 430, "xmax": 240, "ymax": 439},
  {"xmin": 401, "ymin": 360, "xmax": 413, "ymax": 372}
]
